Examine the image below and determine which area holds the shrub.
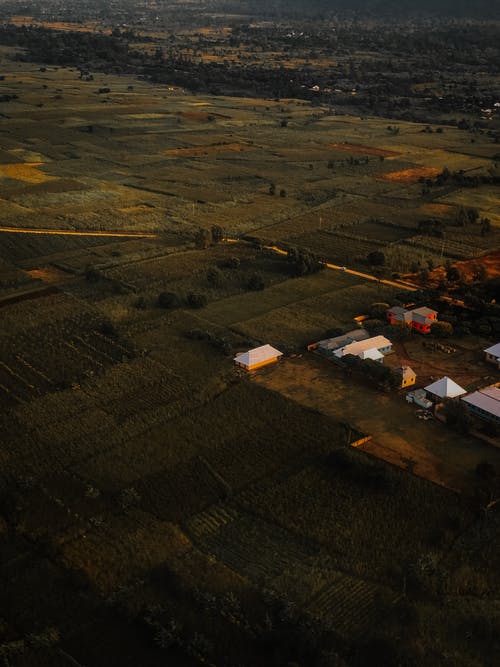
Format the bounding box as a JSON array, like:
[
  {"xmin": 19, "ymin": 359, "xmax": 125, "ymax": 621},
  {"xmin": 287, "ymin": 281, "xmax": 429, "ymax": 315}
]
[
  {"xmin": 247, "ymin": 272, "xmax": 265, "ymax": 291},
  {"xmin": 431, "ymin": 321, "xmax": 453, "ymax": 338},
  {"xmin": 158, "ymin": 291, "xmax": 180, "ymax": 308},
  {"xmin": 367, "ymin": 251, "xmax": 385, "ymax": 266},
  {"xmin": 206, "ymin": 267, "xmax": 224, "ymax": 287},
  {"xmin": 187, "ymin": 292, "xmax": 207, "ymax": 308}
]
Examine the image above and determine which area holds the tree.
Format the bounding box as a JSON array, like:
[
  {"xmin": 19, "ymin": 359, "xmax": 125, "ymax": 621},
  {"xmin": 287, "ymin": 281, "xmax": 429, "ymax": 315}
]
[
  {"xmin": 211, "ymin": 225, "xmax": 224, "ymax": 243},
  {"xmin": 247, "ymin": 272, "xmax": 265, "ymax": 291},
  {"xmin": 158, "ymin": 292, "xmax": 180, "ymax": 308},
  {"xmin": 475, "ymin": 462, "xmax": 496, "ymax": 480},
  {"xmin": 446, "ymin": 265, "xmax": 461, "ymax": 282},
  {"xmin": 367, "ymin": 251, "xmax": 385, "ymax": 266},
  {"xmin": 369, "ymin": 302, "xmax": 390, "ymax": 319},
  {"xmin": 206, "ymin": 267, "xmax": 224, "ymax": 287},
  {"xmin": 194, "ymin": 228, "xmax": 211, "ymax": 249},
  {"xmin": 187, "ymin": 292, "xmax": 207, "ymax": 308},
  {"xmin": 430, "ymin": 321, "xmax": 454, "ymax": 337}
]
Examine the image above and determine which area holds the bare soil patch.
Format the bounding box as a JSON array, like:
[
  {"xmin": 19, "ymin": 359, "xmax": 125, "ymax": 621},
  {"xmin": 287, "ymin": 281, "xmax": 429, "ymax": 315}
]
[{"xmin": 381, "ymin": 166, "xmax": 442, "ymax": 182}]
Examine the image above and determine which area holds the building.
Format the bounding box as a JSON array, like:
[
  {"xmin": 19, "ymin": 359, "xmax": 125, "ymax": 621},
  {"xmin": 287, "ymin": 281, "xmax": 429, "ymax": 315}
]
[
  {"xmin": 397, "ymin": 365, "xmax": 416, "ymax": 388},
  {"xmin": 333, "ymin": 335, "xmax": 392, "ymax": 362},
  {"xmin": 311, "ymin": 330, "xmax": 392, "ymax": 363},
  {"xmin": 462, "ymin": 386, "xmax": 500, "ymax": 423},
  {"xmin": 234, "ymin": 344, "xmax": 283, "ymax": 371},
  {"xmin": 484, "ymin": 343, "xmax": 500, "ymax": 369},
  {"xmin": 312, "ymin": 328, "xmax": 370, "ymax": 354},
  {"xmin": 387, "ymin": 305, "xmax": 438, "ymax": 334},
  {"xmin": 424, "ymin": 376, "xmax": 467, "ymax": 402}
]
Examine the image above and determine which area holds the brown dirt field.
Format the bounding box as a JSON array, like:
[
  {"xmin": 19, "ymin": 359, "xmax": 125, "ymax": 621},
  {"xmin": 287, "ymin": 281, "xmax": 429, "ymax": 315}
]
[
  {"xmin": 0, "ymin": 163, "xmax": 56, "ymax": 184},
  {"xmin": 27, "ymin": 266, "xmax": 73, "ymax": 284},
  {"xmin": 10, "ymin": 16, "xmax": 110, "ymax": 34},
  {"xmin": 420, "ymin": 203, "xmax": 456, "ymax": 216},
  {"xmin": 416, "ymin": 250, "xmax": 500, "ymax": 287},
  {"xmin": 163, "ymin": 143, "xmax": 251, "ymax": 157},
  {"xmin": 328, "ymin": 143, "xmax": 400, "ymax": 157},
  {"xmin": 381, "ymin": 167, "xmax": 442, "ymax": 182}
]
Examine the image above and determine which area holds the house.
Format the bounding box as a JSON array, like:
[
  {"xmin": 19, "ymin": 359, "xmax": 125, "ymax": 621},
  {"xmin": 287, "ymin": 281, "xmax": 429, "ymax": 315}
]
[
  {"xmin": 397, "ymin": 365, "xmax": 416, "ymax": 388},
  {"xmin": 424, "ymin": 376, "xmax": 467, "ymax": 402},
  {"xmin": 333, "ymin": 335, "xmax": 392, "ymax": 362},
  {"xmin": 462, "ymin": 386, "xmax": 500, "ymax": 423},
  {"xmin": 313, "ymin": 328, "xmax": 370, "ymax": 354},
  {"xmin": 484, "ymin": 343, "xmax": 500, "ymax": 369},
  {"xmin": 411, "ymin": 307, "xmax": 438, "ymax": 334},
  {"xmin": 234, "ymin": 344, "xmax": 283, "ymax": 371},
  {"xmin": 386, "ymin": 305, "xmax": 438, "ymax": 334}
]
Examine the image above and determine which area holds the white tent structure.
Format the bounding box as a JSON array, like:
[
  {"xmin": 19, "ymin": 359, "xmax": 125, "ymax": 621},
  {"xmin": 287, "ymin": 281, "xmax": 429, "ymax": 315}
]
[{"xmin": 424, "ymin": 376, "xmax": 466, "ymax": 401}]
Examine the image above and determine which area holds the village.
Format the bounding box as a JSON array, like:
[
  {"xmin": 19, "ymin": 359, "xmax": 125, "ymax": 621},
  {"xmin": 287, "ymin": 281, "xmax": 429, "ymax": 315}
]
[{"xmin": 233, "ymin": 301, "xmax": 500, "ymax": 490}]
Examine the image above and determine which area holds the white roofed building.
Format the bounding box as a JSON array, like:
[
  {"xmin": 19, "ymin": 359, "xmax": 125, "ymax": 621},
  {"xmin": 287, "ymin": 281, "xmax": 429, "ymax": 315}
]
[
  {"xmin": 484, "ymin": 343, "xmax": 500, "ymax": 369},
  {"xmin": 424, "ymin": 376, "xmax": 467, "ymax": 402},
  {"xmin": 234, "ymin": 344, "xmax": 283, "ymax": 371},
  {"xmin": 462, "ymin": 386, "xmax": 500, "ymax": 423}
]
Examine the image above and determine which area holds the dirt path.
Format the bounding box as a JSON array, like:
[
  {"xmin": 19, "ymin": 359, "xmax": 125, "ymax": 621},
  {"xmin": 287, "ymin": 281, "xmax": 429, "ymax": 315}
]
[{"xmin": 0, "ymin": 226, "xmax": 158, "ymax": 238}]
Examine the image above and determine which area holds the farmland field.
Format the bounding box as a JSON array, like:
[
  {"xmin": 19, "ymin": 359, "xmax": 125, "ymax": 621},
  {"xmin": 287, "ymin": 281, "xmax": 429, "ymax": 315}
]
[{"xmin": 0, "ymin": 39, "xmax": 500, "ymax": 667}]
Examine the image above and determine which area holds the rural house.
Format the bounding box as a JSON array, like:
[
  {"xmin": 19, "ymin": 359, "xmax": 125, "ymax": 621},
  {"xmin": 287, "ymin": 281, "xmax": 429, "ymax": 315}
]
[
  {"xmin": 397, "ymin": 365, "xmax": 416, "ymax": 388},
  {"xmin": 424, "ymin": 376, "xmax": 467, "ymax": 402},
  {"xmin": 462, "ymin": 386, "xmax": 500, "ymax": 424},
  {"xmin": 311, "ymin": 330, "xmax": 392, "ymax": 363},
  {"xmin": 234, "ymin": 344, "xmax": 283, "ymax": 371},
  {"xmin": 310, "ymin": 328, "xmax": 370, "ymax": 353},
  {"xmin": 387, "ymin": 305, "xmax": 438, "ymax": 334},
  {"xmin": 333, "ymin": 335, "xmax": 392, "ymax": 362},
  {"xmin": 484, "ymin": 343, "xmax": 500, "ymax": 369}
]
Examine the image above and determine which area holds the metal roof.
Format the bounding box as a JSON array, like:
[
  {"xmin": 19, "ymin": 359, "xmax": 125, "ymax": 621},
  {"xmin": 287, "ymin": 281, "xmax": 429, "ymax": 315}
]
[
  {"xmin": 336, "ymin": 335, "xmax": 392, "ymax": 358},
  {"xmin": 411, "ymin": 307, "xmax": 437, "ymax": 317},
  {"xmin": 484, "ymin": 343, "xmax": 500, "ymax": 358},
  {"xmin": 317, "ymin": 328, "xmax": 370, "ymax": 350},
  {"xmin": 234, "ymin": 344, "xmax": 283, "ymax": 367},
  {"xmin": 462, "ymin": 387, "xmax": 500, "ymax": 418},
  {"xmin": 359, "ymin": 348, "xmax": 384, "ymax": 361},
  {"xmin": 424, "ymin": 376, "xmax": 466, "ymax": 398}
]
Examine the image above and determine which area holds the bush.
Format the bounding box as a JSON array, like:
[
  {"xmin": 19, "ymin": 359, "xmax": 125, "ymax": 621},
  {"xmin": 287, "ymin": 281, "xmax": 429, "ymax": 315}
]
[
  {"xmin": 369, "ymin": 302, "xmax": 390, "ymax": 319},
  {"xmin": 206, "ymin": 267, "xmax": 224, "ymax": 287},
  {"xmin": 367, "ymin": 251, "xmax": 385, "ymax": 266},
  {"xmin": 187, "ymin": 292, "xmax": 207, "ymax": 308},
  {"xmin": 430, "ymin": 321, "xmax": 453, "ymax": 338},
  {"xmin": 218, "ymin": 256, "xmax": 240, "ymax": 269},
  {"xmin": 158, "ymin": 292, "xmax": 180, "ymax": 309},
  {"xmin": 475, "ymin": 461, "xmax": 496, "ymax": 480},
  {"xmin": 247, "ymin": 272, "xmax": 265, "ymax": 291}
]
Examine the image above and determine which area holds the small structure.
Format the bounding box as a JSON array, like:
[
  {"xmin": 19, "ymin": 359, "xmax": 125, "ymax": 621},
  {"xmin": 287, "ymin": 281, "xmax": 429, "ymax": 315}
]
[
  {"xmin": 397, "ymin": 365, "xmax": 416, "ymax": 388},
  {"xmin": 484, "ymin": 343, "xmax": 500, "ymax": 369},
  {"xmin": 462, "ymin": 386, "xmax": 500, "ymax": 424},
  {"xmin": 387, "ymin": 305, "xmax": 438, "ymax": 334},
  {"xmin": 424, "ymin": 376, "xmax": 467, "ymax": 402},
  {"xmin": 234, "ymin": 344, "xmax": 283, "ymax": 372},
  {"xmin": 406, "ymin": 388, "xmax": 433, "ymax": 409}
]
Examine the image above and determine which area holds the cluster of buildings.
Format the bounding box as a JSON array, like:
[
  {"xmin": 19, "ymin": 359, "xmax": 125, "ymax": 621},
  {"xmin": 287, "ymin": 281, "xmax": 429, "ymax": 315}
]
[{"xmin": 232, "ymin": 304, "xmax": 500, "ymax": 433}]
